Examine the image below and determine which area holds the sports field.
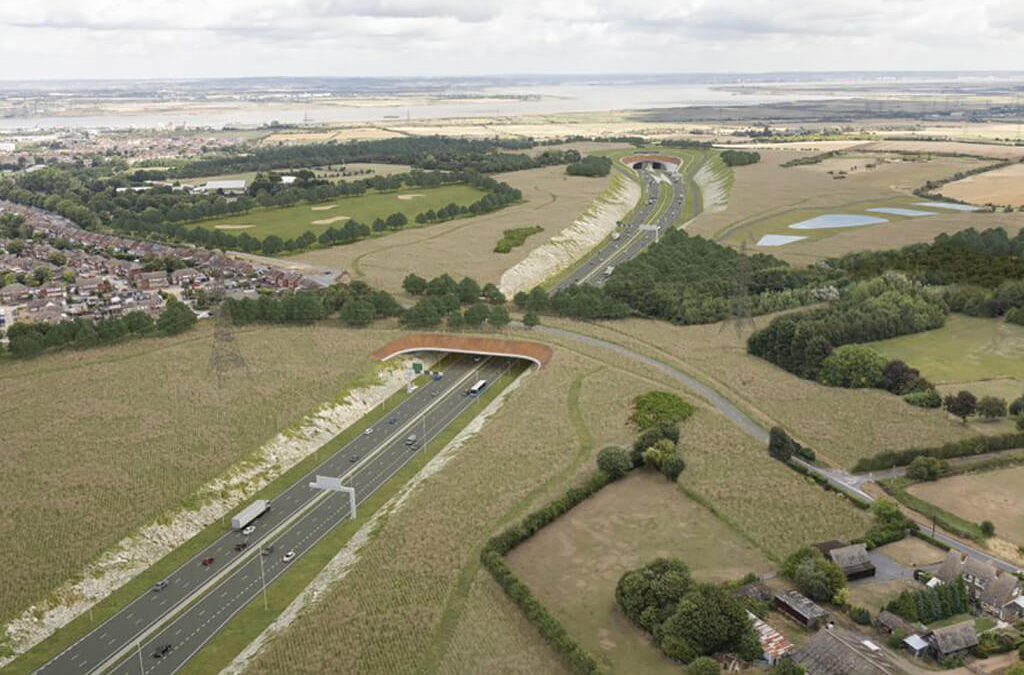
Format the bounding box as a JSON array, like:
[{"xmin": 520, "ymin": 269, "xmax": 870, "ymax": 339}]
[
  {"xmin": 0, "ymin": 324, "xmax": 399, "ymax": 630},
  {"xmin": 907, "ymin": 465, "xmax": 1024, "ymax": 547},
  {"xmin": 190, "ymin": 183, "xmax": 486, "ymax": 240},
  {"xmin": 507, "ymin": 471, "xmax": 774, "ymax": 675}
]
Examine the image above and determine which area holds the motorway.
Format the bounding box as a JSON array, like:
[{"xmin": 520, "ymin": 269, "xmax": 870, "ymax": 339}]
[
  {"xmin": 39, "ymin": 356, "xmax": 512, "ymax": 675},
  {"xmin": 553, "ymin": 167, "xmax": 688, "ymax": 292}
]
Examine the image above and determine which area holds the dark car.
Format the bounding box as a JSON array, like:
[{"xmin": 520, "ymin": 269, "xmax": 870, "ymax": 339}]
[
  {"xmin": 151, "ymin": 580, "xmax": 169, "ymax": 592},
  {"xmin": 202, "ymin": 557, "xmax": 215, "ymax": 567},
  {"xmin": 349, "ymin": 455, "xmax": 361, "ymax": 463},
  {"xmin": 233, "ymin": 542, "xmax": 249, "ymax": 552},
  {"xmin": 262, "ymin": 545, "xmax": 274, "ymax": 557},
  {"xmin": 152, "ymin": 644, "xmax": 172, "ymax": 658}
]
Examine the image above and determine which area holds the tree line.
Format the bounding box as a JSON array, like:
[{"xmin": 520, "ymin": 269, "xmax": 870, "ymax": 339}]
[
  {"xmin": 719, "ymin": 150, "xmax": 761, "ymax": 167},
  {"xmin": 399, "ymin": 273, "xmax": 515, "ymax": 330}
]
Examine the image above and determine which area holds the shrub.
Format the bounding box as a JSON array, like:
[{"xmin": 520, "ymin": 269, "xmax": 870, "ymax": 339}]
[
  {"xmin": 881, "ymin": 360, "xmax": 925, "ymax": 395},
  {"xmin": 687, "ymin": 656, "xmax": 722, "ymax": 675},
  {"xmin": 905, "ymin": 389, "xmax": 942, "ymax": 408},
  {"xmin": 661, "ymin": 455, "xmax": 686, "ymax": 481},
  {"xmin": 597, "ymin": 446, "xmax": 632, "ymax": 480},
  {"xmin": 1006, "ymin": 307, "xmax": 1024, "ymax": 325},
  {"xmin": 865, "ymin": 499, "xmax": 916, "ymax": 548},
  {"xmin": 848, "ymin": 606, "xmax": 872, "ymax": 625},
  {"xmin": 818, "ymin": 345, "xmax": 888, "ymax": 388},
  {"xmin": 783, "ymin": 547, "xmax": 846, "ymax": 602},
  {"xmin": 853, "ymin": 432, "xmax": 1024, "ymax": 472},
  {"xmin": 981, "ymin": 520, "xmax": 996, "ymax": 537},
  {"xmin": 977, "ymin": 396, "xmax": 1008, "ymax": 419},
  {"xmin": 906, "ymin": 456, "xmax": 948, "ymax": 481},
  {"xmin": 630, "ymin": 391, "xmax": 695, "ymax": 429},
  {"xmin": 944, "ymin": 390, "xmax": 978, "ymax": 423},
  {"xmin": 631, "ymin": 423, "xmax": 679, "ymax": 466},
  {"xmin": 1009, "ymin": 396, "xmax": 1024, "ymax": 416}
]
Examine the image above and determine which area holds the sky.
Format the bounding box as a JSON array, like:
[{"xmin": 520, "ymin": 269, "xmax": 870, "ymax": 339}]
[{"xmin": 0, "ymin": 0, "xmax": 1022, "ymax": 80}]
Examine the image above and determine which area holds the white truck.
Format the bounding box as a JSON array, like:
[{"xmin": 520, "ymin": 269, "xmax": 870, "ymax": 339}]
[
  {"xmin": 231, "ymin": 499, "xmax": 269, "ymax": 531},
  {"xmin": 603, "ymin": 265, "xmax": 615, "ymax": 278}
]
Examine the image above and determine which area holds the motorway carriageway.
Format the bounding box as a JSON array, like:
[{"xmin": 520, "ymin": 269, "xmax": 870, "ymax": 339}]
[
  {"xmin": 39, "ymin": 356, "xmax": 511, "ymax": 675},
  {"xmin": 554, "ymin": 169, "xmax": 685, "ymax": 291}
]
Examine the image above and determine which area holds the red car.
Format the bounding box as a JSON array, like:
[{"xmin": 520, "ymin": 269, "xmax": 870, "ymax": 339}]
[{"xmin": 202, "ymin": 557, "xmax": 215, "ymax": 567}]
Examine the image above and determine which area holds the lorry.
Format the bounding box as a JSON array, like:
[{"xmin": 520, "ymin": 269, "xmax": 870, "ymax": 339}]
[{"xmin": 231, "ymin": 499, "xmax": 269, "ymax": 531}]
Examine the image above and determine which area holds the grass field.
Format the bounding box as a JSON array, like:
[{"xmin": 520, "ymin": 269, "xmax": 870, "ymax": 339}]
[
  {"xmin": 293, "ymin": 165, "xmax": 612, "ymax": 293},
  {"xmin": 507, "ymin": 471, "xmax": 774, "ymax": 675},
  {"xmin": 873, "ymin": 537, "xmax": 947, "ymax": 569},
  {"xmin": 190, "ymin": 183, "xmax": 486, "ymax": 241},
  {"xmin": 179, "ymin": 162, "xmax": 412, "ymax": 187},
  {"xmin": 0, "ymin": 323, "xmax": 402, "ymax": 629},
  {"xmin": 907, "ymin": 465, "xmax": 1024, "ymax": 547},
  {"xmin": 941, "ymin": 162, "xmax": 1024, "ymax": 207},
  {"xmin": 686, "ymin": 148, "xmax": 1024, "ymax": 264},
  {"xmin": 548, "ymin": 316, "xmax": 975, "ymax": 469}
]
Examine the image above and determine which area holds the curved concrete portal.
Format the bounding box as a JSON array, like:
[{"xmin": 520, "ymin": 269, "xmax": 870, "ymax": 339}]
[
  {"xmin": 622, "ymin": 154, "xmax": 682, "ymax": 173},
  {"xmin": 372, "ymin": 333, "xmax": 553, "ymax": 368}
]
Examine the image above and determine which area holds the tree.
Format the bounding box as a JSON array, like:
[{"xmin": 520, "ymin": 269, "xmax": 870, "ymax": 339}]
[
  {"xmin": 783, "ymin": 547, "xmax": 846, "ymax": 602},
  {"xmin": 488, "ymin": 305, "xmax": 510, "ymax": 329},
  {"xmin": 771, "ymin": 661, "xmax": 805, "ymax": 675},
  {"xmin": 977, "ymin": 396, "xmax": 1008, "ymax": 420},
  {"xmin": 482, "ymin": 282, "xmax": 506, "ymax": 304},
  {"xmin": 260, "ymin": 235, "xmax": 285, "ymax": 255},
  {"xmin": 523, "ymin": 310, "xmax": 540, "ymax": 328},
  {"xmin": 457, "ymin": 276, "xmax": 481, "ymax": 305},
  {"xmin": 661, "ymin": 455, "xmax": 686, "ymax": 481},
  {"xmin": 157, "ymin": 298, "xmax": 197, "ymax": 336},
  {"xmin": 399, "ymin": 300, "xmax": 441, "ymax": 329},
  {"xmin": 1018, "ymin": 415, "xmax": 1024, "ymax": 432},
  {"xmin": 1009, "ymin": 396, "xmax": 1024, "ymax": 416},
  {"xmin": 445, "ymin": 308, "xmax": 465, "ymax": 330},
  {"xmin": 339, "ymin": 298, "xmax": 375, "ymax": 327},
  {"xmin": 981, "ymin": 520, "xmax": 996, "ymax": 537},
  {"xmin": 818, "ymin": 345, "xmax": 887, "ymax": 388},
  {"xmin": 687, "ymin": 657, "xmax": 721, "ymax": 675},
  {"xmin": 907, "ymin": 456, "xmax": 948, "ymax": 481},
  {"xmin": 463, "ymin": 303, "xmax": 489, "ymax": 328},
  {"xmin": 944, "ymin": 390, "xmax": 978, "ymax": 423},
  {"xmin": 402, "ymin": 273, "xmax": 427, "ymax": 295},
  {"xmin": 881, "ymin": 360, "xmax": 924, "ymax": 395},
  {"xmin": 615, "ymin": 558, "xmax": 693, "ymax": 634},
  {"xmin": 597, "ymin": 447, "xmax": 632, "ymax": 479}
]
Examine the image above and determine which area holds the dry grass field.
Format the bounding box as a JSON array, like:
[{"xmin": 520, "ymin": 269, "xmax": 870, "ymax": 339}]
[
  {"xmin": 507, "ymin": 472, "xmax": 774, "ymax": 675},
  {"xmin": 874, "ymin": 538, "xmax": 948, "ymax": 569},
  {"xmin": 941, "ymin": 162, "xmax": 1024, "ymax": 207},
  {"xmin": 548, "ymin": 316, "xmax": 975, "ymax": 469},
  {"xmin": 907, "ymin": 466, "xmax": 1024, "ymax": 547},
  {"xmin": 687, "ymin": 148, "xmax": 1024, "ymax": 265},
  {"xmin": 293, "ymin": 165, "xmax": 612, "ymax": 293},
  {"xmin": 0, "ymin": 323, "xmax": 400, "ymax": 628}
]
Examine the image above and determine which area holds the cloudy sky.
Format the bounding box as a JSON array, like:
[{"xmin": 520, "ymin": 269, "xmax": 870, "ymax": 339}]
[{"xmin": 0, "ymin": 0, "xmax": 1022, "ymax": 80}]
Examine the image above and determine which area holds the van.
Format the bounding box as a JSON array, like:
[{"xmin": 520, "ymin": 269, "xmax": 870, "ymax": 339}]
[{"xmin": 404, "ymin": 434, "xmax": 418, "ymax": 446}]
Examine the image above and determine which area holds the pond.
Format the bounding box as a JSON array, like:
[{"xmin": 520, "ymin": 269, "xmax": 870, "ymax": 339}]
[
  {"xmin": 756, "ymin": 234, "xmax": 807, "ymax": 247},
  {"xmin": 867, "ymin": 207, "xmax": 936, "ymax": 217},
  {"xmin": 788, "ymin": 214, "xmax": 889, "ymax": 230},
  {"xmin": 913, "ymin": 202, "xmax": 981, "ymax": 212}
]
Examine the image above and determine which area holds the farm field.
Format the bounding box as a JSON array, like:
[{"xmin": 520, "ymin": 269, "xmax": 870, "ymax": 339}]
[
  {"xmin": 190, "ymin": 183, "xmax": 486, "ymax": 241},
  {"xmin": 547, "ymin": 316, "xmax": 975, "ymax": 469},
  {"xmin": 507, "ymin": 471, "xmax": 774, "ymax": 675},
  {"xmin": 686, "ymin": 148, "xmax": 1024, "ymax": 264},
  {"xmin": 293, "ymin": 165, "xmax": 612, "ymax": 293},
  {"xmin": 0, "ymin": 323, "xmax": 400, "ymax": 629},
  {"xmin": 940, "ymin": 162, "xmax": 1024, "ymax": 207},
  {"xmin": 907, "ymin": 466, "xmax": 1024, "ymax": 548},
  {"xmin": 867, "ymin": 315, "xmax": 1024, "ymax": 411}
]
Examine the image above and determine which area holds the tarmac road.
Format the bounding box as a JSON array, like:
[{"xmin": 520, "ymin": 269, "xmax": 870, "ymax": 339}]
[{"xmin": 38, "ymin": 356, "xmax": 510, "ymax": 675}]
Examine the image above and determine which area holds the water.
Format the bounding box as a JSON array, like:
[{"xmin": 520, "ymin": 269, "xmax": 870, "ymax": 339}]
[
  {"xmin": 789, "ymin": 214, "xmax": 889, "ymax": 230},
  {"xmin": 867, "ymin": 207, "xmax": 936, "ymax": 217},
  {"xmin": 913, "ymin": 202, "xmax": 981, "ymax": 212},
  {"xmin": 756, "ymin": 234, "xmax": 807, "ymax": 247}
]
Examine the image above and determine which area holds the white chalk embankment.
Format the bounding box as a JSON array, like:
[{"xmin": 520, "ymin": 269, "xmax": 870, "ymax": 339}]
[
  {"xmin": 0, "ymin": 357, "xmax": 430, "ymax": 666},
  {"xmin": 218, "ymin": 368, "xmax": 530, "ymax": 675},
  {"xmin": 692, "ymin": 162, "xmax": 730, "ymax": 216},
  {"xmin": 498, "ymin": 173, "xmax": 640, "ymax": 297}
]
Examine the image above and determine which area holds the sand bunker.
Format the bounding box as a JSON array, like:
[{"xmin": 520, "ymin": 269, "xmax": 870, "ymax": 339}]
[
  {"xmin": 312, "ymin": 216, "xmax": 351, "ymax": 225},
  {"xmin": 311, "ymin": 204, "xmax": 338, "ymax": 211},
  {"xmin": 914, "ymin": 201, "xmax": 981, "ymax": 212},
  {"xmin": 757, "ymin": 234, "xmax": 807, "ymax": 247},
  {"xmin": 214, "ymin": 224, "xmax": 255, "ymax": 230},
  {"xmin": 789, "ymin": 214, "xmax": 888, "ymax": 230},
  {"xmin": 867, "ymin": 207, "xmax": 936, "ymax": 217},
  {"xmin": 397, "ymin": 193, "xmax": 424, "ymax": 200}
]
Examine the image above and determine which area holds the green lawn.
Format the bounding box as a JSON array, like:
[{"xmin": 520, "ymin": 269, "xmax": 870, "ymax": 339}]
[
  {"xmin": 190, "ymin": 184, "xmax": 486, "ymax": 240},
  {"xmin": 866, "ymin": 315, "xmax": 1024, "ymax": 386}
]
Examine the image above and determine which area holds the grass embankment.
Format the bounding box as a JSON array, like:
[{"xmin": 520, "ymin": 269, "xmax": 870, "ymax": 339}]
[
  {"xmin": 4, "ymin": 350, "xmax": 433, "ymax": 674},
  {"xmin": 191, "ymin": 184, "xmax": 486, "ymax": 240}
]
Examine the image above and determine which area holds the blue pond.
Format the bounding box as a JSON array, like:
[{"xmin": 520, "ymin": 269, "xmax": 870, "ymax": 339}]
[
  {"xmin": 867, "ymin": 207, "xmax": 936, "ymax": 218},
  {"xmin": 914, "ymin": 201, "xmax": 981, "ymax": 212},
  {"xmin": 789, "ymin": 214, "xmax": 889, "ymax": 230}
]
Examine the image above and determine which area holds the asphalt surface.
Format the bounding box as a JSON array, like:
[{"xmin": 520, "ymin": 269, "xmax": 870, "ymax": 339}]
[
  {"xmin": 39, "ymin": 356, "xmax": 510, "ymax": 675},
  {"xmin": 553, "ymin": 169, "xmax": 686, "ymax": 292}
]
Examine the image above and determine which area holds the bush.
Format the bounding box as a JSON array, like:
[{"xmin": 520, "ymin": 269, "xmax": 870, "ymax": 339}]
[
  {"xmin": 944, "ymin": 390, "xmax": 978, "ymax": 423},
  {"xmin": 630, "ymin": 391, "xmax": 695, "ymax": 429},
  {"xmin": 818, "ymin": 345, "xmax": 888, "ymax": 388},
  {"xmin": 1006, "ymin": 307, "xmax": 1024, "ymax": 325},
  {"xmin": 783, "ymin": 547, "xmax": 846, "ymax": 602},
  {"xmin": 687, "ymin": 656, "xmax": 722, "ymax": 675},
  {"xmin": 865, "ymin": 499, "xmax": 917, "ymax": 548},
  {"xmin": 1009, "ymin": 396, "xmax": 1024, "ymax": 416},
  {"xmin": 631, "ymin": 423, "xmax": 680, "ymax": 467},
  {"xmin": 853, "ymin": 432, "xmax": 1024, "ymax": 472},
  {"xmin": 597, "ymin": 447, "xmax": 632, "ymax": 480},
  {"xmin": 981, "ymin": 520, "xmax": 996, "ymax": 537},
  {"xmin": 906, "ymin": 456, "xmax": 948, "ymax": 481},
  {"xmin": 661, "ymin": 455, "xmax": 686, "ymax": 481},
  {"xmin": 978, "ymin": 396, "xmax": 1008, "ymax": 419},
  {"xmin": 905, "ymin": 389, "xmax": 942, "ymax": 408},
  {"xmin": 848, "ymin": 606, "xmax": 872, "ymax": 625}
]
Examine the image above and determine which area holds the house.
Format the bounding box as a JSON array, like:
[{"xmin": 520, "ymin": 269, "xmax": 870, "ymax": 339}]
[
  {"xmin": 775, "ymin": 590, "xmax": 829, "ymax": 629},
  {"xmin": 927, "ymin": 621, "xmax": 978, "ymax": 660},
  {"xmin": 902, "ymin": 634, "xmax": 929, "ymax": 658},
  {"xmin": 170, "ymin": 267, "xmax": 200, "ymax": 286},
  {"xmin": 135, "ymin": 271, "xmax": 168, "ymax": 290},
  {"xmin": 0, "ymin": 282, "xmax": 31, "ymax": 303},
  {"xmin": 747, "ymin": 611, "xmax": 793, "ymax": 665},
  {"xmin": 793, "ymin": 627, "xmax": 906, "ymax": 675},
  {"xmin": 876, "ymin": 611, "xmax": 915, "ymax": 637},
  {"xmin": 39, "ymin": 281, "xmax": 65, "ymax": 298},
  {"xmin": 1002, "ymin": 596, "xmax": 1024, "ymax": 621},
  {"xmin": 962, "ymin": 558, "xmax": 998, "ymax": 601},
  {"xmin": 828, "ymin": 544, "xmax": 876, "ymax": 581},
  {"xmin": 75, "ymin": 275, "xmax": 103, "ymax": 296},
  {"xmin": 980, "ymin": 574, "xmax": 1021, "ymax": 619}
]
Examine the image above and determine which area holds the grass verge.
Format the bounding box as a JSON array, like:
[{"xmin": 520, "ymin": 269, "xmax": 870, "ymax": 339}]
[{"xmin": 878, "ymin": 478, "xmax": 986, "ymax": 543}]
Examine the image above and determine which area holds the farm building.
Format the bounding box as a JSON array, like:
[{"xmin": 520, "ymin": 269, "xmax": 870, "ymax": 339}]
[
  {"xmin": 747, "ymin": 611, "xmax": 793, "ymax": 665},
  {"xmin": 794, "ymin": 627, "xmax": 906, "ymax": 675},
  {"xmin": 828, "ymin": 544, "xmax": 876, "ymax": 580},
  {"xmin": 876, "ymin": 610, "xmax": 915, "ymax": 637},
  {"xmin": 195, "ymin": 179, "xmax": 247, "ymax": 195},
  {"xmin": 927, "ymin": 621, "xmax": 978, "ymax": 660},
  {"xmin": 775, "ymin": 590, "xmax": 829, "ymax": 629},
  {"xmin": 902, "ymin": 634, "xmax": 929, "ymax": 658}
]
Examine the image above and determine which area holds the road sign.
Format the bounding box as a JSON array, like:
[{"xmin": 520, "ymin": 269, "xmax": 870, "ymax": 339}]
[
  {"xmin": 413, "ymin": 362, "xmax": 423, "ymax": 374},
  {"xmin": 309, "ymin": 475, "xmax": 344, "ymax": 492}
]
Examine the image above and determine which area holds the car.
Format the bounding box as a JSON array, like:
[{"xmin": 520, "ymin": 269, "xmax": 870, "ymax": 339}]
[
  {"xmin": 282, "ymin": 550, "xmax": 296, "ymax": 563},
  {"xmin": 152, "ymin": 644, "xmax": 172, "ymax": 659},
  {"xmin": 349, "ymin": 455, "xmax": 361, "ymax": 463},
  {"xmin": 431, "ymin": 390, "xmax": 439, "ymax": 397},
  {"xmin": 261, "ymin": 545, "xmax": 274, "ymax": 556},
  {"xmin": 473, "ymin": 356, "xmax": 482, "ymax": 362},
  {"xmin": 388, "ymin": 416, "xmax": 398, "ymax": 425},
  {"xmin": 151, "ymin": 580, "xmax": 169, "ymax": 592},
  {"xmin": 233, "ymin": 542, "xmax": 249, "ymax": 552},
  {"xmin": 241, "ymin": 525, "xmax": 255, "ymax": 536},
  {"xmin": 202, "ymin": 557, "xmax": 215, "ymax": 567},
  {"xmin": 364, "ymin": 427, "xmax": 374, "ymax": 435}
]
